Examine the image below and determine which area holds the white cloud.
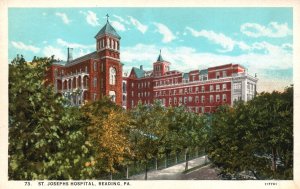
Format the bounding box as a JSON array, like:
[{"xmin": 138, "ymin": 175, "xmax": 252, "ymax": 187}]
[
  {"xmin": 56, "ymin": 38, "xmax": 94, "ymax": 49},
  {"xmin": 43, "ymin": 46, "xmax": 66, "ymax": 60},
  {"xmin": 111, "ymin": 21, "xmax": 126, "ymax": 31},
  {"xmin": 240, "ymin": 22, "xmax": 292, "ymax": 38},
  {"xmin": 128, "ymin": 16, "xmax": 148, "ymax": 34},
  {"xmin": 80, "ymin": 10, "xmax": 99, "ymax": 27},
  {"xmin": 186, "ymin": 27, "xmax": 235, "ymax": 52},
  {"xmin": 113, "ymin": 14, "xmax": 130, "ymax": 25},
  {"xmin": 11, "ymin": 41, "xmax": 40, "ymax": 53},
  {"xmin": 55, "ymin": 12, "xmax": 71, "ymax": 24},
  {"xmin": 153, "ymin": 22, "xmax": 176, "ymax": 43}
]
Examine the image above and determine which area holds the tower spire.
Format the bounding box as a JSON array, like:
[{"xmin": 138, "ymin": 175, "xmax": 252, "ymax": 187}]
[
  {"xmin": 157, "ymin": 49, "xmax": 164, "ymax": 62},
  {"xmin": 106, "ymin": 14, "xmax": 109, "ymax": 23}
]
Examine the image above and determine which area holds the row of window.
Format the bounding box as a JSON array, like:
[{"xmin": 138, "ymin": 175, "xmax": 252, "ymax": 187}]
[
  {"xmin": 215, "ymin": 70, "xmax": 228, "ymax": 79},
  {"xmin": 55, "ymin": 66, "xmax": 89, "ymax": 77},
  {"xmin": 154, "ymin": 84, "xmax": 228, "ymax": 97},
  {"xmin": 97, "ymin": 38, "xmax": 119, "ymax": 51},
  {"xmin": 154, "ymin": 75, "xmax": 210, "ymax": 87},
  {"xmin": 157, "ymin": 94, "xmax": 227, "ymax": 105},
  {"xmin": 138, "ymin": 82, "xmax": 151, "ymax": 88},
  {"xmin": 137, "ymin": 91, "xmax": 151, "ymax": 98},
  {"xmin": 61, "ymin": 77, "xmax": 89, "ymax": 90}
]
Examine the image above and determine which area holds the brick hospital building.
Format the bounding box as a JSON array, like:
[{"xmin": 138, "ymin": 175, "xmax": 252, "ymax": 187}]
[{"xmin": 46, "ymin": 17, "xmax": 258, "ymax": 113}]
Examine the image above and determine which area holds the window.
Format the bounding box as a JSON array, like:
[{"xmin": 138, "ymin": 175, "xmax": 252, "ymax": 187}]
[
  {"xmin": 131, "ymin": 100, "xmax": 134, "ymax": 108},
  {"xmin": 112, "ymin": 40, "xmax": 115, "ymax": 49},
  {"xmin": 210, "ymin": 95, "xmax": 214, "ymax": 103},
  {"xmin": 94, "ymin": 61, "xmax": 97, "ymax": 71},
  {"xmin": 192, "ymin": 75, "xmax": 195, "ymax": 81},
  {"xmin": 196, "ymin": 87, "xmax": 199, "ymax": 93},
  {"xmin": 201, "ymin": 107, "xmax": 205, "ymax": 113},
  {"xmin": 201, "ymin": 86, "xmax": 205, "ymax": 92},
  {"xmin": 107, "ymin": 38, "xmax": 110, "ymax": 48},
  {"xmin": 109, "ymin": 67, "xmax": 116, "ymax": 85},
  {"xmin": 201, "ymin": 96, "xmax": 205, "ymax": 103},
  {"xmin": 195, "ymin": 96, "xmax": 199, "ymax": 103},
  {"xmin": 179, "ymin": 89, "xmax": 183, "ymax": 94},
  {"xmin": 216, "ymin": 72, "xmax": 220, "ymax": 79},
  {"xmin": 162, "ymin": 98, "xmax": 166, "ymax": 106},
  {"xmin": 174, "ymin": 97, "xmax": 177, "ymax": 104},
  {"xmin": 184, "ymin": 88, "xmax": 188, "ymax": 94},
  {"xmin": 210, "ymin": 85, "xmax": 214, "ymax": 92},
  {"xmin": 216, "ymin": 94, "xmax": 220, "ymax": 102},
  {"xmin": 93, "ymin": 77, "xmax": 97, "ymax": 88},
  {"xmin": 138, "ymin": 93, "xmax": 140, "ymax": 98},
  {"xmin": 85, "ymin": 66, "xmax": 88, "ymax": 73},
  {"xmin": 101, "ymin": 79, "xmax": 103, "ymax": 89},
  {"xmin": 131, "ymin": 83, "xmax": 134, "ymax": 88},
  {"xmin": 184, "ymin": 97, "xmax": 187, "ymax": 104},
  {"xmin": 234, "ymin": 83, "xmax": 242, "ymax": 91},
  {"xmin": 173, "ymin": 90, "xmax": 176, "ymax": 95},
  {"xmin": 223, "ymin": 83, "xmax": 227, "ymax": 90},
  {"xmin": 195, "ymin": 107, "xmax": 199, "ymax": 113},
  {"xmin": 131, "ymin": 91, "xmax": 134, "ymax": 97},
  {"xmin": 109, "ymin": 91, "xmax": 116, "ymax": 102},
  {"xmin": 169, "ymin": 98, "xmax": 172, "ymax": 105},
  {"xmin": 189, "ymin": 87, "xmax": 192, "ymax": 93},
  {"xmin": 223, "ymin": 94, "xmax": 227, "ymax": 102},
  {"xmin": 223, "ymin": 70, "xmax": 227, "ymax": 77},
  {"xmin": 122, "ymin": 82, "xmax": 126, "ymax": 93},
  {"xmin": 179, "ymin": 97, "xmax": 182, "ymax": 103},
  {"xmin": 216, "ymin": 85, "xmax": 220, "ymax": 91},
  {"xmin": 189, "ymin": 96, "xmax": 193, "ymax": 102}
]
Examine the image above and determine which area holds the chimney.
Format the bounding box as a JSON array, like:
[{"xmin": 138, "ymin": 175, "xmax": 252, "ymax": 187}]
[
  {"xmin": 67, "ymin": 47, "xmax": 73, "ymax": 62},
  {"xmin": 140, "ymin": 65, "xmax": 143, "ymax": 70}
]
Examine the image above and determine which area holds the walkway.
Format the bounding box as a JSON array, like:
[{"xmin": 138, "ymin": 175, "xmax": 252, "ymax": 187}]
[{"xmin": 129, "ymin": 155, "xmax": 208, "ymax": 180}]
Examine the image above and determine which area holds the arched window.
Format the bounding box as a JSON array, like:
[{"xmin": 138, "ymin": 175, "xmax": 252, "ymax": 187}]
[
  {"xmin": 107, "ymin": 38, "xmax": 110, "ymax": 48},
  {"xmin": 109, "ymin": 67, "xmax": 116, "ymax": 85}
]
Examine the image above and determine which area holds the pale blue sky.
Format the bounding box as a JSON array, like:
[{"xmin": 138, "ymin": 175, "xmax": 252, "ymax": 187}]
[{"xmin": 8, "ymin": 8, "xmax": 293, "ymax": 92}]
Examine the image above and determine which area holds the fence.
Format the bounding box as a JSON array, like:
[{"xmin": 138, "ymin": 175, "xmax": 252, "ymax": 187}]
[{"xmin": 109, "ymin": 148, "xmax": 206, "ymax": 180}]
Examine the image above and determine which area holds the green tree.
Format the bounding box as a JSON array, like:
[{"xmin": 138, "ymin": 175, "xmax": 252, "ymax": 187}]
[
  {"xmin": 9, "ymin": 56, "xmax": 90, "ymax": 179},
  {"xmin": 206, "ymin": 86, "xmax": 293, "ymax": 179},
  {"xmin": 129, "ymin": 101, "xmax": 168, "ymax": 180}
]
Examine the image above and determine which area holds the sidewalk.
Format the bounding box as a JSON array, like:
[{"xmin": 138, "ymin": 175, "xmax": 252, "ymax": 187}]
[{"xmin": 129, "ymin": 155, "xmax": 207, "ymax": 180}]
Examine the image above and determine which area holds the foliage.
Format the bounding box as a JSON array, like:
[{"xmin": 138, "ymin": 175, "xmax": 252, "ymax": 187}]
[
  {"xmin": 82, "ymin": 98, "xmax": 133, "ymax": 178},
  {"xmin": 206, "ymin": 86, "xmax": 293, "ymax": 179},
  {"xmin": 129, "ymin": 101, "xmax": 169, "ymax": 179},
  {"xmin": 9, "ymin": 56, "xmax": 90, "ymax": 180}
]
